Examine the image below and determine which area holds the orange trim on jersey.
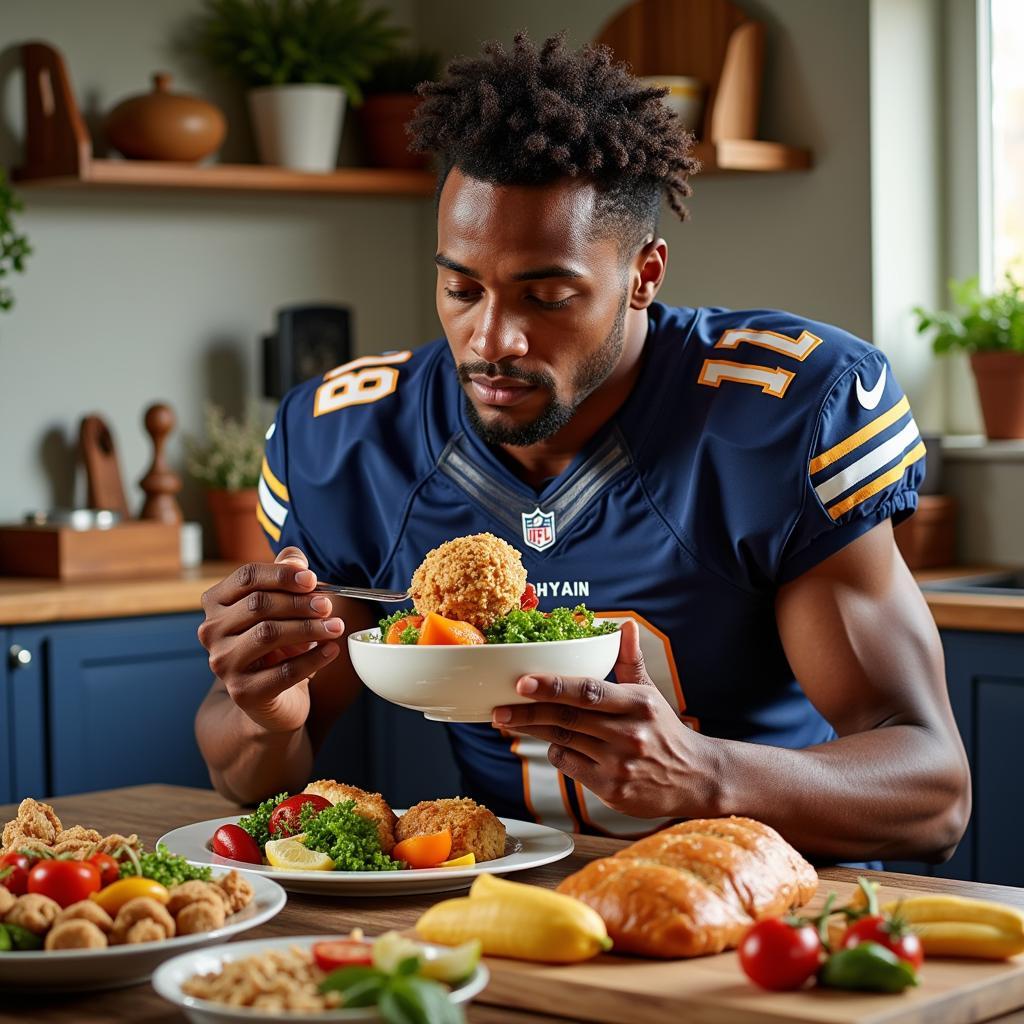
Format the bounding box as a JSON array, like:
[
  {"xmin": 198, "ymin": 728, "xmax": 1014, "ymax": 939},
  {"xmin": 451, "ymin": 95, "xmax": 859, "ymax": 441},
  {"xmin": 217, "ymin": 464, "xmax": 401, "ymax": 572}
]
[
  {"xmin": 509, "ymin": 736, "xmax": 536, "ymax": 822},
  {"xmin": 256, "ymin": 502, "xmax": 281, "ymax": 541},
  {"xmin": 322, "ymin": 350, "xmax": 412, "ymax": 380},
  {"xmin": 697, "ymin": 359, "xmax": 795, "ymax": 399},
  {"xmin": 509, "ymin": 735, "xmax": 579, "ymax": 830},
  {"xmin": 826, "ymin": 441, "xmax": 926, "ymax": 520},
  {"xmin": 714, "ymin": 327, "xmax": 824, "ymax": 362},
  {"xmin": 809, "ymin": 395, "xmax": 909, "ymax": 475},
  {"xmin": 261, "ymin": 457, "xmax": 289, "ymax": 503},
  {"xmin": 572, "ymin": 781, "xmax": 669, "ymax": 840},
  {"xmin": 558, "ymin": 773, "xmax": 580, "ymax": 832},
  {"xmin": 314, "ymin": 367, "xmax": 401, "ymax": 417},
  {"xmin": 596, "ymin": 610, "xmax": 686, "ymax": 712}
]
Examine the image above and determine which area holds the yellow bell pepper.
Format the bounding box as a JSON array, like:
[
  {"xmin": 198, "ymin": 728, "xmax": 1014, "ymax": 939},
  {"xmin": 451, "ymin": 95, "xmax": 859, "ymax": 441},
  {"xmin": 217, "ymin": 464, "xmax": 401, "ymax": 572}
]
[
  {"xmin": 90, "ymin": 876, "xmax": 170, "ymax": 915},
  {"xmin": 415, "ymin": 872, "xmax": 611, "ymax": 963}
]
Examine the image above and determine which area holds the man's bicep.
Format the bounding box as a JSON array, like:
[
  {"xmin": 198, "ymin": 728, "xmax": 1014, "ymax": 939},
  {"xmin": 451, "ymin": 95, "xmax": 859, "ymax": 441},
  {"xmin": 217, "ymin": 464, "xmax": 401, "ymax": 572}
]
[{"xmin": 775, "ymin": 520, "xmax": 948, "ymax": 736}]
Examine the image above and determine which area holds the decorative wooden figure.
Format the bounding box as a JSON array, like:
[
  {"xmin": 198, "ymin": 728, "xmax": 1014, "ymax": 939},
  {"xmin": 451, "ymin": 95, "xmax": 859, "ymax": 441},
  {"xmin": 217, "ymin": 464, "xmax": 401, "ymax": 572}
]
[{"xmin": 139, "ymin": 402, "xmax": 183, "ymax": 524}]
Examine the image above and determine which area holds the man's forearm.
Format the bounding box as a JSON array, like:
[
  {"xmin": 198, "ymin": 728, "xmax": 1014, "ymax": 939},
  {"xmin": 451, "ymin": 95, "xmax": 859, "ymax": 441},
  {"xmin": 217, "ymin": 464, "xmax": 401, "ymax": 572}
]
[
  {"xmin": 195, "ymin": 689, "xmax": 314, "ymax": 805},
  {"xmin": 694, "ymin": 723, "xmax": 970, "ymax": 862}
]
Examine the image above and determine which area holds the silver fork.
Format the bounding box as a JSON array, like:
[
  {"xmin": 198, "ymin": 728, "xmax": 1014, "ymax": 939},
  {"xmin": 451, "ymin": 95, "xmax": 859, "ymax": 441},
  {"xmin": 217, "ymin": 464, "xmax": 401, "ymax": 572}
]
[{"xmin": 313, "ymin": 582, "xmax": 412, "ymax": 603}]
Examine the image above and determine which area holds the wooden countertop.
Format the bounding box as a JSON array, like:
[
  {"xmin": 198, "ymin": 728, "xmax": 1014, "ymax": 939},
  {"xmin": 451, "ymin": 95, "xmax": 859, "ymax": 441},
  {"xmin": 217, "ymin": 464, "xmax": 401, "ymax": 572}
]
[
  {"xmin": 0, "ymin": 563, "xmax": 1022, "ymax": 633},
  {"xmin": 5, "ymin": 785, "xmax": 1024, "ymax": 1023}
]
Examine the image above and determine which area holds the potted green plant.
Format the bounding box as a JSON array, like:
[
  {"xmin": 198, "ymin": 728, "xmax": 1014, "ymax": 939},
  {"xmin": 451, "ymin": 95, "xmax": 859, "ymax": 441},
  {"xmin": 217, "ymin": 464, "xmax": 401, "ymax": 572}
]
[
  {"xmin": 0, "ymin": 168, "xmax": 31, "ymax": 311},
  {"xmin": 359, "ymin": 49, "xmax": 441, "ymax": 170},
  {"xmin": 185, "ymin": 404, "xmax": 272, "ymax": 563},
  {"xmin": 196, "ymin": 0, "xmax": 403, "ymax": 172},
  {"xmin": 915, "ymin": 274, "xmax": 1024, "ymax": 439}
]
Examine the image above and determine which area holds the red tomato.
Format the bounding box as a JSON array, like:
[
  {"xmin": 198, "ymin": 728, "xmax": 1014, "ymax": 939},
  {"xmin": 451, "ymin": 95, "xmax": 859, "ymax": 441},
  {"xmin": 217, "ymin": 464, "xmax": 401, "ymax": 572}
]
[
  {"xmin": 268, "ymin": 794, "xmax": 333, "ymax": 839},
  {"xmin": 87, "ymin": 852, "xmax": 121, "ymax": 888},
  {"xmin": 312, "ymin": 939, "xmax": 374, "ymax": 971},
  {"xmin": 0, "ymin": 851, "xmax": 32, "ymax": 896},
  {"xmin": 28, "ymin": 859, "xmax": 101, "ymax": 908},
  {"xmin": 738, "ymin": 918, "xmax": 823, "ymax": 991},
  {"xmin": 212, "ymin": 824, "xmax": 264, "ymax": 864},
  {"xmin": 842, "ymin": 914, "xmax": 924, "ymax": 970},
  {"xmin": 520, "ymin": 584, "xmax": 539, "ymax": 611}
]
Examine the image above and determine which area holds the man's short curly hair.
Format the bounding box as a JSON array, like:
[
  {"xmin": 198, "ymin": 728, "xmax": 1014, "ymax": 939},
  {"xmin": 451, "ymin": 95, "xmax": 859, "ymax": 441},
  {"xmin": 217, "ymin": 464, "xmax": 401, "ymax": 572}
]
[{"xmin": 408, "ymin": 32, "xmax": 700, "ymax": 253}]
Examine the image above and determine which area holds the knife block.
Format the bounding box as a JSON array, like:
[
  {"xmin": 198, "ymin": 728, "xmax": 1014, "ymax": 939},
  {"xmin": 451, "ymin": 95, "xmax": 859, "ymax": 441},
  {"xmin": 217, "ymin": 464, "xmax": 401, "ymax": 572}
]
[{"xmin": 0, "ymin": 521, "xmax": 181, "ymax": 581}]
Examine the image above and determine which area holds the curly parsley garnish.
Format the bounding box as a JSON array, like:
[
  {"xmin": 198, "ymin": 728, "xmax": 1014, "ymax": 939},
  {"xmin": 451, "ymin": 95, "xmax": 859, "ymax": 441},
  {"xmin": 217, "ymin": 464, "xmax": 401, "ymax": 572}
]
[
  {"xmin": 485, "ymin": 605, "xmax": 618, "ymax": 644},
  {"xmin": 299, "ymin": 800, "xmax": 400, "ymax": 872},
  {"xmin": 120, "ymin": 842, "xmax": 212, "ymax": 887},
  {"xmin": 238, "ymin": 791, "xmax": 289, "ymax": 847}
]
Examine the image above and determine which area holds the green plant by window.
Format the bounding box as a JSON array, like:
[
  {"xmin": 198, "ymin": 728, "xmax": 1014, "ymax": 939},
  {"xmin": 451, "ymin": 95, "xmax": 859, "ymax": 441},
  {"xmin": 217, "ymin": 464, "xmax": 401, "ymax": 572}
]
[
  {"xmin": 364, "ymin": 49, "xmax": 441, "ymax": 96},
  {"xmin": 184, "ymin": 404, "xmax": 269, "ymax": 491},
  {"xmin": 914, "ymin": 274, "xmax": 1024, "ymax": 355},
  {"xmin": 196, "ymin": 0, "xmax": 404, "ymax": 103},
  {"xmin": 0, "ymin": 168, "xmax": 31, "ymax": 312}
]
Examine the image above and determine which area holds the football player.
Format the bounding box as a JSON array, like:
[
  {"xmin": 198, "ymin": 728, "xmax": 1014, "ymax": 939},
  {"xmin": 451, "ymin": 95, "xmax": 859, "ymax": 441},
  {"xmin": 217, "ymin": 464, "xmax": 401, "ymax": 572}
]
[{"xmin": 196, "ymin": 34, "xmax": 969, "ymax": 863}]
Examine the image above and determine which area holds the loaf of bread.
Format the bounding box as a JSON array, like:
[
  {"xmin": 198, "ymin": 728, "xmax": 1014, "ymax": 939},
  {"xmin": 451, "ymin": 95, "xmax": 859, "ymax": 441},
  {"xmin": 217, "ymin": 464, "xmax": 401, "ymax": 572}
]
[{"xmin": 556, "ymin": 816, "xmax": 818, "ymax": 958}]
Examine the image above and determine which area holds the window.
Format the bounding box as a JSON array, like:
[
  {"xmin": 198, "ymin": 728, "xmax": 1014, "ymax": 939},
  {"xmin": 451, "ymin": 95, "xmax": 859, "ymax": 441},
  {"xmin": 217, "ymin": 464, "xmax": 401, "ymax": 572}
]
[{"xmin": 991, "ymin": 0, "xmax": 1024, "ymax": 280}]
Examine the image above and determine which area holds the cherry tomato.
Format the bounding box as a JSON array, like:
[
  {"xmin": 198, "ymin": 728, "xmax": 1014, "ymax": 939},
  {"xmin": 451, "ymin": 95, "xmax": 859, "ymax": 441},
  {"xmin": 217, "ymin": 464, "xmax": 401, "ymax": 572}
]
[
  {"xmin": 738, "ymin": 918, "xmax": 823, "ymax": 991},
  {"xmin": 312, "ymin": 939, "xmax": 374, "ymax": 971},
  {"xmin": 28, "ymin": 859, "xmax": 101, "ymax": 908},
  {"xmin": 268, "ymin": 794, "xmax": 332, "ymax": 839},
  {"xmin": 842, "ymin": 914, "xmax": 924, "ymax": 970},
  {"xmin": 0, "ymin": 851, "xmax": 32, "ymax": 896},
  {"xmin": 212, "ymin": 823, "xmax": 264, "ymax": 864},
  {"xmin": 520, "ymin": 584, "xmax": 539, "ymax": 611},
  {"xmin": 87, "ymin": 852, "xmax": 121, "ymax": 888}
]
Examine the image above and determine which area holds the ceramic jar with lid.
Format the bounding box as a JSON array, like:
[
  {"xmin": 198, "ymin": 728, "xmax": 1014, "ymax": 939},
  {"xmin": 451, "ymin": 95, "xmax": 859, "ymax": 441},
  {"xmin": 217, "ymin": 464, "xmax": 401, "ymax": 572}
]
[{"xmin": 104, "ymin": 73, "xmax": 226, "ymax": 162}]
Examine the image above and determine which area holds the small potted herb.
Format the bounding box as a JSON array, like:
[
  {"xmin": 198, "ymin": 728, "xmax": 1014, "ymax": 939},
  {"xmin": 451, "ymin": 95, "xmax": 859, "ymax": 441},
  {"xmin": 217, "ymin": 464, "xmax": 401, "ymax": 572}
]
[
  {"xmin": 196, "ymin": 0, "xmax": 404, "ymax": 172},
  {"xmin": 915, "ymin": 274, "xmax": 1024, "ymax": 439},
  {"xmin": 184, "ymin": 404, "xmax": 272, "ymax": 562},
  {"xmin": 0, "ymin": 168, "xmax": 31, "ymax": 312},
  {"xmin": 360, "ymin": 49, "xmax": 441, "ymax": 170}
]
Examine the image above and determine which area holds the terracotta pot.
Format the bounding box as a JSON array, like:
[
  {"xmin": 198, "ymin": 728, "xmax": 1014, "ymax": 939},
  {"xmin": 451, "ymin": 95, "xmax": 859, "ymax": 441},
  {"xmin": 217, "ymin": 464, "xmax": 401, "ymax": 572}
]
[
  {"xmin": 206, "ymin": 488, "xmax": 272, "ymax": 564},
  {"xmin": 970, "ymin": 351, "xmax": 1024, "ymax": 439},
  {"xmin": 105, "ymin": 73, "xmax": 226, "ymax": 162},
  {"xmin": 359, "ymin": 94, "xmax": 428, "ymax": 169}
]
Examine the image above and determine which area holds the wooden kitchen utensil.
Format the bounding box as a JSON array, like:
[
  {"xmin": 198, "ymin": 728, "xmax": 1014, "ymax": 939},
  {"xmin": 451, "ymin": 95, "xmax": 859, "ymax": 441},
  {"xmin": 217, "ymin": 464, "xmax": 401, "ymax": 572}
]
[
  {"xmin": 79, "ymin": 414, "xmax": 130, "ymax": 517},
  {"xmin": 138, "ymin": 402, "xmax": 183, "ymax": 524}
]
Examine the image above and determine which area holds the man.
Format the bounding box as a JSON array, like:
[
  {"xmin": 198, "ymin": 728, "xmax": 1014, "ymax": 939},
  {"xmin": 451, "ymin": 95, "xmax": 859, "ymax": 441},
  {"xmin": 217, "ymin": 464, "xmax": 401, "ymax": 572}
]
[{"xmin": 196, "ymin": 34, "xmax": 969, "ymax": 863}]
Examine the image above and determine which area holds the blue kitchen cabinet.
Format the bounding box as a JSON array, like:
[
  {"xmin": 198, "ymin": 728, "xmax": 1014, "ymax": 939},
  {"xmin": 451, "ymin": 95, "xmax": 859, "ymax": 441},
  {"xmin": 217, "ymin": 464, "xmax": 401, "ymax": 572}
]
[{"xmin": 885, "ymin": 629, "xmax": 1024, "ymax": 884}]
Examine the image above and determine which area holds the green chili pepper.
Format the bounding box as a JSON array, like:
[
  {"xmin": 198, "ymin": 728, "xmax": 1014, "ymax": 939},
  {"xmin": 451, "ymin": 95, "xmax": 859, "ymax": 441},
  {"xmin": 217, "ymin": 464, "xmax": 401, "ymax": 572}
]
[
  {"xmin": 0, "ymin": 923, "xmax": 43, "ymax": 951},
  {"xmin": 819, "ymin": 941, "xmax": 918, "ymax": 993},
  {"xmin": 0, "ymin": 925, "xmax": 11, "ymax": 952}
]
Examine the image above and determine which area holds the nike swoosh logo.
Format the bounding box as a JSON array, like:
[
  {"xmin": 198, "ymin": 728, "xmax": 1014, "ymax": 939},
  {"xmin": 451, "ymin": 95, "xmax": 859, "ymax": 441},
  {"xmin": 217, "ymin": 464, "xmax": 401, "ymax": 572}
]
[{"xmin": 855, "ymin": 365, "xmax": 887, "ymax": 410}]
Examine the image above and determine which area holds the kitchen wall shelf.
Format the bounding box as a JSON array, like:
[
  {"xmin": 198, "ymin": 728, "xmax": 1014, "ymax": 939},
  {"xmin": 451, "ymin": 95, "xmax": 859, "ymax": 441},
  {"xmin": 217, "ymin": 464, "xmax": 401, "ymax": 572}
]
[{"xmin": 14, "ymin": 42, "xmax": 435, "ymax": 198}]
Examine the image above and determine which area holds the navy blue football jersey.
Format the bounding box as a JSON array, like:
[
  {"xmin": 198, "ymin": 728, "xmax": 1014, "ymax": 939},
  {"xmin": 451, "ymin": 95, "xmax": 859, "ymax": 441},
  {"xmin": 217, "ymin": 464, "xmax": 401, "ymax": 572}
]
[{"xmin": 258, "ymin": 302, "xmax": 924, "ymax": 838}]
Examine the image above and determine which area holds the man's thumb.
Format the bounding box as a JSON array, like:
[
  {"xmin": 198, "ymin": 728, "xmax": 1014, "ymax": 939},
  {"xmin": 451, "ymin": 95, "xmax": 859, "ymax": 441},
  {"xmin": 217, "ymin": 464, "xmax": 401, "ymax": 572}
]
[
  {"xmin": 613, "ymin": 619, "xmax": 652, "ymax": 685},
  {"xmin": 275, "ymin": 546, "xmax": 308, "ymax": 568}
]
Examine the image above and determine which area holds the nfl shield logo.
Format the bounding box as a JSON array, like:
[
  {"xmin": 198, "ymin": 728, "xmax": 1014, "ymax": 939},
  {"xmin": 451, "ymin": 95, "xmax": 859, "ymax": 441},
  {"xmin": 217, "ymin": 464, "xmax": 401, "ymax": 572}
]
[{"xmin": 522, "ymin": 507, "xmax": 556, "ymax": 552}]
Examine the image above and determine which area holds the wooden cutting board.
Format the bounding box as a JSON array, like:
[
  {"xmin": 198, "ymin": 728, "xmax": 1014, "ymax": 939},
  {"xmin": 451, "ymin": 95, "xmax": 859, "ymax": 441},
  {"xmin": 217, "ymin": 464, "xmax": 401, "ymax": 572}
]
[{"xmin": 477, "ymin": 876, "xmax": 1024, "ymax": 1024}]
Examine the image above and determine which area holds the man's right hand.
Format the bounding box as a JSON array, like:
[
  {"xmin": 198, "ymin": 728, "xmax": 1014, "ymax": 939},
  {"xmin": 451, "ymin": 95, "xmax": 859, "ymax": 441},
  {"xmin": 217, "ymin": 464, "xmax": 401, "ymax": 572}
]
[{"xmin": 197, "ymin": 546, "xmax": 343, "ymax": 734}]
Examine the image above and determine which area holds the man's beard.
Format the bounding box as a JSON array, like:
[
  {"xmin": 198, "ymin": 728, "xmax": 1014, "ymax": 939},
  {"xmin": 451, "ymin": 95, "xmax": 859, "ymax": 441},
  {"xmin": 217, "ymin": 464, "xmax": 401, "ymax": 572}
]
[{"xmin": 458, "ymin": 291, "xmax": 628, "ymax": 447}]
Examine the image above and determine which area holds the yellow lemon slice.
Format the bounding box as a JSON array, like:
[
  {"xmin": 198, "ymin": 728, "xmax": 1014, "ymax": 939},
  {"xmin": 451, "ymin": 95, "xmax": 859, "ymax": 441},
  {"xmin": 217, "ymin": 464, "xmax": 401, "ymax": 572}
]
[
  {"xmin": 436, "ymin": 852, "xmax": 476, "ymax": 868},
  {"xmin": 265, "ymin": 835, "xmax": 334, "ymax": 871}
]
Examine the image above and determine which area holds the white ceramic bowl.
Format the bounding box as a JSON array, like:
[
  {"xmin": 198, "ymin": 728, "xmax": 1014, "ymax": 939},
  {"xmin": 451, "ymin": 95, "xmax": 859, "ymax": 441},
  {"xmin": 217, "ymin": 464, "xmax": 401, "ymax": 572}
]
[
  {"xmin": 348, "ymin": 625, "xmax": 621, "ymax": 722},
  {"xmin": 152, "ymin": 934, "xmax": 490, "ymax": 1023}
]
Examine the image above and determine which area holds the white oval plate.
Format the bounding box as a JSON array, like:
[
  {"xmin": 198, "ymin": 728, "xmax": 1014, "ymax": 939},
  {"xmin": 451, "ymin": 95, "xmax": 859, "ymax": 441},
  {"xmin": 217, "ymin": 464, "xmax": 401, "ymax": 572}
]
[
  {"xmin": 0, "ymin": 872, "xmax": 286, "ymax": 993},
  {"xmin": 158, "ymin": 814, "xmax": 573, "ymax": 896},
  {"xmin": 152, "ymin": 934, "xmax": 490, "ymax": 1024}
]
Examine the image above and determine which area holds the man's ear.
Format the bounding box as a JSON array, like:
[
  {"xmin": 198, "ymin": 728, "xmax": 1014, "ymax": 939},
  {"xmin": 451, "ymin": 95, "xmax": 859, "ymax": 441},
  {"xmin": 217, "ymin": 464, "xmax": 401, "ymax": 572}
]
[{"xmin": 630, "ymin": 237, "xmax": 668, "ymax": 310}]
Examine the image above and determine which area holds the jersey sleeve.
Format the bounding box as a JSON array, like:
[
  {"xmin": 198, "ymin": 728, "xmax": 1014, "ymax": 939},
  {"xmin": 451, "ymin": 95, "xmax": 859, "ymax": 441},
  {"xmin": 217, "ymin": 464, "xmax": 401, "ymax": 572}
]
[{"xmin": 779, "ymin": 348, "xmax": 925, "ymax": 582}]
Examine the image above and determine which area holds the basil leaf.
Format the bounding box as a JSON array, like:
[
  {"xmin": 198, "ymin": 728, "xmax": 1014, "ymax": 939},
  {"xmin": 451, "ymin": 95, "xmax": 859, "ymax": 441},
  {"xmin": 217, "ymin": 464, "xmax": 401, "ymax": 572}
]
[
  {"xmin": 319, "ymin": 965, "xmax": 387, "ymax": 994},
  {"xmin": 382, "ymin": 976, "xmax": 465, "ymax": 1024},
  {"xmin": 396, "ymin": 955, "xmax": 421, "ymax": 977}
]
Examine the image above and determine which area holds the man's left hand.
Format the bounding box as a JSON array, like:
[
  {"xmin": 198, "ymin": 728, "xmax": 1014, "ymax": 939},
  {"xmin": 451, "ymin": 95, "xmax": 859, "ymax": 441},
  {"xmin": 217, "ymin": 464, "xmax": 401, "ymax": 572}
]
[{"xmin": 491, "ymin": 620, "xmax": 712, "ymax": 820}]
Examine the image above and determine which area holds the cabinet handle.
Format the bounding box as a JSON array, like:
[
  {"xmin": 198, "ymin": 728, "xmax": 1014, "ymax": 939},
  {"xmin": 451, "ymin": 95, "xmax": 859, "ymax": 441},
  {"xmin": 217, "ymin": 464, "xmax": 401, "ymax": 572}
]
[{"xmin": 8, "ymin": 645, "xmax": 32, "ymax": 669}]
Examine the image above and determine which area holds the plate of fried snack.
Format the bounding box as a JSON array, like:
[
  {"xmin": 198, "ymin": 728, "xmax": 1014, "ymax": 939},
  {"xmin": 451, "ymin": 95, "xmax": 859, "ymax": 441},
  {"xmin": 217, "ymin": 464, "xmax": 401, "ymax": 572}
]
[
  {"xmin": 159, "ymin": 780, "xmax": 573, "ymax": 896},
  {"xmin": 0, "ymin": 798, "xmax": 286, "ymax": 992}
]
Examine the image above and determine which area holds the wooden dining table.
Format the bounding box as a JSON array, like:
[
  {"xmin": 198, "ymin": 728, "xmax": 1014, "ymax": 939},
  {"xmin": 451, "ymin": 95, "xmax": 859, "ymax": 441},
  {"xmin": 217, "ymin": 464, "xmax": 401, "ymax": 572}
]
[{"xmin": 4, "ymin": 784, "xmax": 1024, "ymax": 1024}]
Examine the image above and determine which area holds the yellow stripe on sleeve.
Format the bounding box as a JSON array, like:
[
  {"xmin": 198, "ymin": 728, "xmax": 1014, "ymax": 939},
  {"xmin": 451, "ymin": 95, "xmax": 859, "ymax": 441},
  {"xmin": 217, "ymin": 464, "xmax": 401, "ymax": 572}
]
[
  {"xmin": 256, "ymin": 502, "xmax": 282, "ymax": 541},
  {"xmin": 826, "ymin": 440, "xmax": 926, "ymax": 520},
  {"xmin": 261, "ymin": 457, "xmax": 289, "ymax": 502},
  {"xmin": 809, "ymin": 395, "xmax": 910, "ymax": 475}
]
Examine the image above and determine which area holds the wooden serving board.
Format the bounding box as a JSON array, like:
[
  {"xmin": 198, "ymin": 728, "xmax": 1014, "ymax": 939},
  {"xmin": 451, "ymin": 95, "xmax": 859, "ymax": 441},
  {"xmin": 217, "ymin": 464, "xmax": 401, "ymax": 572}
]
[{"xmin": 477, "ymin": 876, "xmax": 1024, "ymax": 1024}]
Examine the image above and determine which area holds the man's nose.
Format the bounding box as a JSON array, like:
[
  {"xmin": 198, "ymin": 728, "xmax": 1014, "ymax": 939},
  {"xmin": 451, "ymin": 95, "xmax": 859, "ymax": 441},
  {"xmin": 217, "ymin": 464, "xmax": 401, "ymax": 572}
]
[{"xmin": 470, "ymin": 300, "xmax": 529, "ymax": 363}]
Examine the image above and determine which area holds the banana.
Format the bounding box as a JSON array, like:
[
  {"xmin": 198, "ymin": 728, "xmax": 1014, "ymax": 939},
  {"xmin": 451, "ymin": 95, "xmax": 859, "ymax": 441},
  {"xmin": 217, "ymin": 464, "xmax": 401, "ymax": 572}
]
[
  {"xmin": 883, "ymin": 895, "xmax": 1024, "ymax": 937},
  {"xmin": 882, "ymin": 894, "xmax": 1024, "ymax": 959}
]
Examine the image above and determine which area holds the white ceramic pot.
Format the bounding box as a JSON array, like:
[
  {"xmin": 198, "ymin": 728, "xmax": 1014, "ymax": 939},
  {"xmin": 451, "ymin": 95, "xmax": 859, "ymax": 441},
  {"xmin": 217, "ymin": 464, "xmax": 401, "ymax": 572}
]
[{"xmin": 247, "ymin": 84, "xmax": 347, "ymax": 172}]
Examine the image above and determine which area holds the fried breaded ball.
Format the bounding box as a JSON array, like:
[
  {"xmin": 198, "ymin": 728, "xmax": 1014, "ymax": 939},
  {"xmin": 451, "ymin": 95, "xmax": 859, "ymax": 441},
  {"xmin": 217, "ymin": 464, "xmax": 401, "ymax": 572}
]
[
  {"xmin": 5, "ymin": 893, "xmax": 61, "ymax": 934},
  {"xmin": 89, "ymin": 833, "xmax": 139, "ymax": 858},
  {"xmin": 1, "ymin": 798, "xmax": 61, "ymax": 850},
  {"xmin": 0, "ymin": 834, "xmax": 52, "ymax": 860},
  {"xmin": 167, "ymin": 880, "xmax": 229, "ymax": 917},
  {"xmin": 410, "ymin": 533, "xmax": 527, "ymax": 630},
  {"xmin": 176, "ymin": 899, "xmax": 226, "ymax": 935},
  {"xmin": 53, "ymin": 826, "xmax": 103, "ymax": 858},
  {"xmin": 216, "ymin": 870, "xmax": 253, "ymax": 913},
  {"xmin": 303, "ymin": 780, "xmax": 398, "ymax": 854},
  {"xmin": 55, "ymin": 900, "xmax": 114, "ymax": 933},
  {"xmin": 111, "ymin": 897, "xmax": 175, "ymax": 945},
  {"xmin": 45, "ymin": 919, "xmax": 108, "ymax": 950},
  {"xmin": 397, "ymin": 797, "xmax": 506, "ymax": 862},
  {"xmin": 0, "ymin": 887, "xmax": 15, "ymax": 916}
]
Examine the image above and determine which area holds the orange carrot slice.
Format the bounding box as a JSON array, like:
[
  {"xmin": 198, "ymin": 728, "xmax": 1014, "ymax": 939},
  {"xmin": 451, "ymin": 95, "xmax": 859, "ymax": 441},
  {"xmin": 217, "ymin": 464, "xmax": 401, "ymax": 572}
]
[{"xmin": 417, "ymin": 612, "xmax": 486, "ymax": 646}]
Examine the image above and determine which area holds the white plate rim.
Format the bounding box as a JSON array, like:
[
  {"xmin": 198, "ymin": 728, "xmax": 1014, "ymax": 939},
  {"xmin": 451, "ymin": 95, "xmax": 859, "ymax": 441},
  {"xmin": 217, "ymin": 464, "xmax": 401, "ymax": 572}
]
[
  {"xmin": 151, "ymin": 933, "xmax": 491, "ymax": 1020},
  {"xmin": 158, "ymin": 813, "xmax": 573, "ymax": 886}
]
